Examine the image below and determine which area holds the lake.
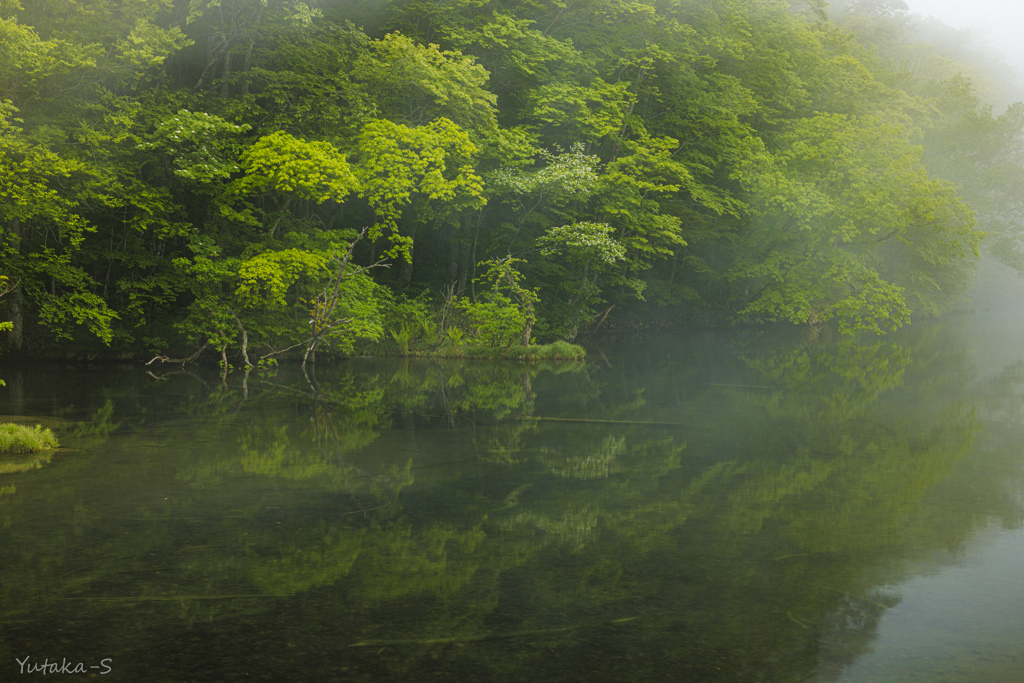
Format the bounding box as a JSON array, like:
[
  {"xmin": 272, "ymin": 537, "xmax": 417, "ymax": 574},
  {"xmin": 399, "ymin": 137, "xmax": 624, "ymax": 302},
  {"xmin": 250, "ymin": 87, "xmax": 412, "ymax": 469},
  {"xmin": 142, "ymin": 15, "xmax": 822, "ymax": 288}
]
[{"xmin": 2, "ymin": 309, "xmax": 1024, "ymax": 681}]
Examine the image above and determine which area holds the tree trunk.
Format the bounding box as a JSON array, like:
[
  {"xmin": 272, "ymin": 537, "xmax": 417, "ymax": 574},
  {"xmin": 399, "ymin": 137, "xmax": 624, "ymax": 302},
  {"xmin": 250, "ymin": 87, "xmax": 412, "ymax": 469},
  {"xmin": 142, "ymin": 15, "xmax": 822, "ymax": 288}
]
[
  {"xmin": 220, "ymin": 341, "xmax": 229, "ymax": 385},
  {"xmin": 231, "ymin": 309, "xmax": 253, "ymax": 368},
  {"xmin": 371, "ymin": 237, "xmax": 383, "ymax": 281},
  {"xmin": 7, "ymin": 218, "xmax": 23, "ymax": 351},
  {"xmin": 240, "ymin": 39, "xmax": 254, "ymax": 97},
  {"xmin": 447, "ymin": 223, "xmax": 460, "ymax": 282},
  {"xmin": 458, "ymin": 243, "xmax": 469, "ymax": 294},
  {"xmin": 194, "ymin": 49, "xmax": 221, "ymax": 91},
  {"xmin": 521, "ymin": 300, "xmax": 533, "ymax": 346},
  {"xmin": 220, "ymin": 50, "xmax": 232, "ymax": 99},
  {"xmin": 469, "ymin": 213, "xmax": 482, "ymax": 301},
  {"xmin": 454, "ymin": 215, "xmax": 473, "ymax": 294},
  {"xmin": 9, "ymin": 284, "xmax": 23, "ymax": 351}
]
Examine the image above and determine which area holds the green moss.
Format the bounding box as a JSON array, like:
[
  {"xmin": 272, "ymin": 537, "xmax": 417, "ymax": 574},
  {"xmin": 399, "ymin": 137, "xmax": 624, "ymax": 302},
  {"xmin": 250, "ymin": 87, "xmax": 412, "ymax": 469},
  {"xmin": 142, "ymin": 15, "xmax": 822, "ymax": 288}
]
[{"xmin": 0, "ymin": 423, "xmax": 60, "ymax": 454}]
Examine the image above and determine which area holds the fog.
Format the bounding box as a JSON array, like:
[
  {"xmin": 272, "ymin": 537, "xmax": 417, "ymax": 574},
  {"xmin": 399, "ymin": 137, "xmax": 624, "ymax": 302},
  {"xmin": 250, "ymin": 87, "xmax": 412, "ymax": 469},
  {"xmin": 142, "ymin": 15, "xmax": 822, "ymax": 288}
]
[{"xmin": 905, "ymin": 0, "xmax": 1024, "ymax": 70}]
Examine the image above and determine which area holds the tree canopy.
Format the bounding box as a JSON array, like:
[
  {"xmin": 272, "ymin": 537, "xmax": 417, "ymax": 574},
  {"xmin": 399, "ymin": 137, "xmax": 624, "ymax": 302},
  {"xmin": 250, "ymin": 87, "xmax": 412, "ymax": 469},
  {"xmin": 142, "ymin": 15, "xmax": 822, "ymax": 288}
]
[{"xmin": 1, "ymin": 0, "xmax": 1019, "ymax": 358}]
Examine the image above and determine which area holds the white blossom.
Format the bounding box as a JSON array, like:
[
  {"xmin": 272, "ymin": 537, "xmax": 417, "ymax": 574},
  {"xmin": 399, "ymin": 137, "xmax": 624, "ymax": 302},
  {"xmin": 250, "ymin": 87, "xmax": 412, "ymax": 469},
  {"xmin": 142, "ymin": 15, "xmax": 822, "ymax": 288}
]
[{"xmin": 537, "ymin": 222, "xmax": 626, "ymax": 264}]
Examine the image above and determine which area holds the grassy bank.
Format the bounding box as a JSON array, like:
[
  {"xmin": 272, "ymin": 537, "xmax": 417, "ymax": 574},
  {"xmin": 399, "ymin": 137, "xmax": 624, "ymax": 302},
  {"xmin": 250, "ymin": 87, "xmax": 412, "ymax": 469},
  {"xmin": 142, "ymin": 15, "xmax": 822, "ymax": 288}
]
[
  {"xmin": 373, "ymin": 340, "xmax": 586, "ymax": 361},
  {"xmin": 438, "ymin": 340, "xmax": 585, "ymax": 360},
  {"xmin": 0, "ymin": 423, "xmax": 59, "ymax": 454}
]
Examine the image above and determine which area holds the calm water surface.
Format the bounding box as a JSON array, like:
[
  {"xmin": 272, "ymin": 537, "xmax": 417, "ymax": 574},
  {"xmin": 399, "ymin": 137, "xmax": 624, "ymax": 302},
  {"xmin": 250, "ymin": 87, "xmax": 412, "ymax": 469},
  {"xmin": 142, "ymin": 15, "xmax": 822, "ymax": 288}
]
[{"xmin": 1, "ymin": 313, "xmax": 1023, "ymax": 681}]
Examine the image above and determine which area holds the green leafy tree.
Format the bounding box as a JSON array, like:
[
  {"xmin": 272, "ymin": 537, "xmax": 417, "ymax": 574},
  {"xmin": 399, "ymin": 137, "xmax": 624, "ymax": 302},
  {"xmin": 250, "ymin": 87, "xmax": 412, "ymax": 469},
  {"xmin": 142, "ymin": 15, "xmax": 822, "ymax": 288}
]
[
  {"xmin": 353, "ymin": 116, "xmax": 485, "ymax": 263},
  {"xmin": 729, "ymin": 113, "xmax": 980, "ymax": 334},
  {"xmin": 471, "ymin": 257, "xmax": 539, "ymax": 346},
  {"xmin": 0, "ymin": 108, "xmax": 118, "ymax": 348},
  {"xmin": 536, "ymin": 221, "xmax": 625, "ymax": 337}
]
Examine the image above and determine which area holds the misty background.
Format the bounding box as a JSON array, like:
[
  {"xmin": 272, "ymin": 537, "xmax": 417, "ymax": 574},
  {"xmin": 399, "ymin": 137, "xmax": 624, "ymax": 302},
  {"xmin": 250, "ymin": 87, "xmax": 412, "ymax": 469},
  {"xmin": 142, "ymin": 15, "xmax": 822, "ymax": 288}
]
[
  {"xmin": 869, "ymin": 0, "xmax": 1024, "ymax": 319},
  {"xmin": 906, "ymin": 0, "xmax": 1024, "ymax": 71}
]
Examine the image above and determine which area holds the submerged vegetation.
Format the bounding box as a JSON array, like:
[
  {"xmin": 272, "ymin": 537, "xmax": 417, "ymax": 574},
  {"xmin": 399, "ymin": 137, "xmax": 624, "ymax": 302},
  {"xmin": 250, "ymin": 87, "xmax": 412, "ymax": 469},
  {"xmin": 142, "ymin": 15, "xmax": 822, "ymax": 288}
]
[
  {"xmin": 0, "ymin": 423, "xmax": 58, "ymax": 455},
  {"xmin": 0, "ymin": 0, "xmax": 1022, "ymax": 362}
]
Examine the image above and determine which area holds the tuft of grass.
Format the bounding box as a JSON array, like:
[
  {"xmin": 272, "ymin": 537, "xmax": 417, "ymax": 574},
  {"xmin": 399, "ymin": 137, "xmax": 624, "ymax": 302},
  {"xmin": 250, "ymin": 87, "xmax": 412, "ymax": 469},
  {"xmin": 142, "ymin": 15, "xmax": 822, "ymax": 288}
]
[{"xmin": 0, "ymin": 423, "xmax": 60, "ymax": 454}]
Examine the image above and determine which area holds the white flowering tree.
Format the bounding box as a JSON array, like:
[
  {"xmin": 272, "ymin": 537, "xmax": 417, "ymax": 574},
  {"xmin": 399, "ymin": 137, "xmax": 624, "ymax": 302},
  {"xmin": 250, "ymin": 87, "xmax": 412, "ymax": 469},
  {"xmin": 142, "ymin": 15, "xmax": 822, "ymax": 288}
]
[
  {"xmin": 140, "ymin": 110, "xmax": 251, "ymax": 186},
  {"xmin": 537, "ymin": 221, "xmax": 626, "ymax": 337},
  {"xmin": 488, "ymin": 143, "xmax": 601, "ymax": 253},
  {"xmin": 471, "ymin": 256, "xmax": 540, "ymax": 347}
]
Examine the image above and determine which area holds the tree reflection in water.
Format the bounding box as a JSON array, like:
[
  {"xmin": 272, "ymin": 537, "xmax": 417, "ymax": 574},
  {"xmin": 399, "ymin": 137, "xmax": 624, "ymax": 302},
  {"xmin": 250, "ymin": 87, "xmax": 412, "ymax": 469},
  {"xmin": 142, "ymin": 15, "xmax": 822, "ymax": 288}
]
[{"xmin": 0, "ymin": 322, "xmax": 1021, "ymax": 681}]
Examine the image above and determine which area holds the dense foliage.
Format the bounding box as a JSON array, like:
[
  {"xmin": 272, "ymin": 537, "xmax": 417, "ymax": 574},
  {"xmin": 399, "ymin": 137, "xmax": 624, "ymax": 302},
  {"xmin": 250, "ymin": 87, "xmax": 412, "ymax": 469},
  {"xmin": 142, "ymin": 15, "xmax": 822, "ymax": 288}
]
[{"xmin": 0, "ymin": 0, "xmax": 1020, "ymax": 358}]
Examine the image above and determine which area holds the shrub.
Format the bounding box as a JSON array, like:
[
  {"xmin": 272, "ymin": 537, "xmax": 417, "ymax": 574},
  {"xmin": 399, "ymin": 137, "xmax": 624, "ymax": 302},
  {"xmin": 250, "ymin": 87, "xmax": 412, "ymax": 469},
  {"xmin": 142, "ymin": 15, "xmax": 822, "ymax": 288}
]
[
  {"xmin": 0, "ymin": 423, "xmax": 59, "ymax": 454},
  {"xmin": 456, "ymin": 294, "xmax": 526, "ymax": 347}
]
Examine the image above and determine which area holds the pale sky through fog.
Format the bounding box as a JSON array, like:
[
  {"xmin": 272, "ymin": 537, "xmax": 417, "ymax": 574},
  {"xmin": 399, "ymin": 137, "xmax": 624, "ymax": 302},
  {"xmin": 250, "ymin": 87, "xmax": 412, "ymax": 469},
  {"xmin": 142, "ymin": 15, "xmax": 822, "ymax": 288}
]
[{"xmin": 903, "ymin": 0, "xmax": 1024, "ymax": 69}]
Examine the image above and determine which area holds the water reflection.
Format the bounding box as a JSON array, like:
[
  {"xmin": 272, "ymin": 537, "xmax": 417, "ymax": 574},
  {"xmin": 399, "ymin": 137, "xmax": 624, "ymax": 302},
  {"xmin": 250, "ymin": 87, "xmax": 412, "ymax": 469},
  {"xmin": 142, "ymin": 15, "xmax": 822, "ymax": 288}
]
[{"xmin": 0, "ymin": 321, "xmax": 1022, "ymax": 681}]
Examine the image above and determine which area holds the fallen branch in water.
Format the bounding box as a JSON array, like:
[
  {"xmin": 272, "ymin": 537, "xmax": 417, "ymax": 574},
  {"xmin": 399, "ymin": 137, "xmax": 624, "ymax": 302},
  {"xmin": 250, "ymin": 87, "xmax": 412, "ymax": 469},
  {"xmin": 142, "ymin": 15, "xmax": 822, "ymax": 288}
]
[
  {"xmin": 821, "ymin": 586, "xmax": 892, "ymax": 611},
  {"xmin": 349, "ymin": 625, "xmax": 575, "ymax": 647},
  {"xmin": 145, "ymin": 342, "xmax": 208, "ymax": 367},
  {"xmin": 349, "ymin": 614, "xmax": 641, "ymax": 648}
]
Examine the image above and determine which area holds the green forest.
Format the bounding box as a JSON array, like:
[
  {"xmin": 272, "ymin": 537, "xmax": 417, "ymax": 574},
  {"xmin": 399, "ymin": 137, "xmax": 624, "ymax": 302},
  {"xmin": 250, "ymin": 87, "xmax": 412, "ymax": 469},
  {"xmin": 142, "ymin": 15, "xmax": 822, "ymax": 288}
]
[{"xmin": 1, "ymin": 0, "xmax": 1022, "ymax": 361}]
